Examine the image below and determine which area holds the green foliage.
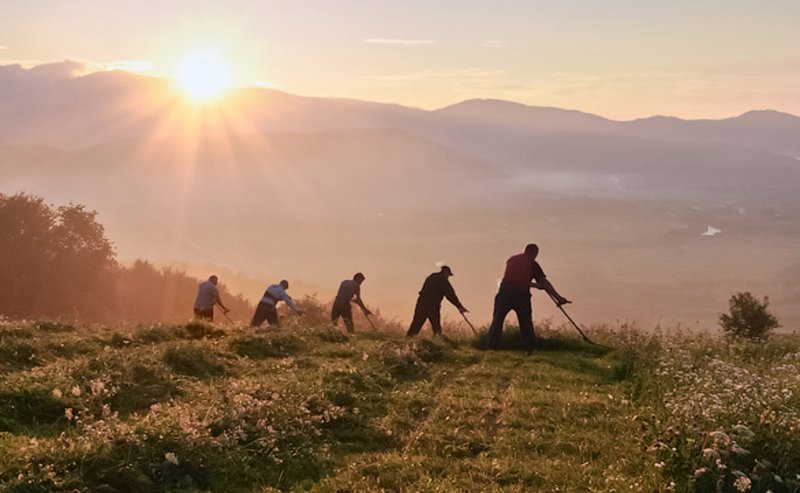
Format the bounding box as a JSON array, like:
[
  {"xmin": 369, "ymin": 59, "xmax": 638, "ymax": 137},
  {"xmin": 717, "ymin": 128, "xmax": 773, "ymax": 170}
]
[
  {"xmin": 0, "ymin": 340, "xmax": 38, "ymax": 370},
  {"xmin": 314, "ymin": 327, "xmax": 351, "ymax": 343},
  {"xmin": 134, "ymin": 325, "xmax": 177, "ymax": 344},
  {"xmin": 376, "ymin": 342, "xmax": 432, "ymax": 381},
  {"xmin": 44, "ymin": 339, "xmax": 98, "ymax": 359},
  {"xmin": 110, "ymin": 364, "xmax": 180, "ymax": 415},
  {"xmin": 719, "ymin": 291, "xmax": 780, "ymax": 340},
  {"xmin": 0, "ymin": 388, "xmax": 66, "ymax": 432},
  {"xmin": 231, "ymin": 334, "xmax": 305, "ymax": 359},
  {"xmin": 33, "ymin": 321, "xmax": 75, "ymax": 333},
  {"xmin": 179, "ymin": 321, "xmax": 227, "ymax": 340},
  {"xmin": 163, "ymin": 344, "xmax": 226, "ymax": 378}
]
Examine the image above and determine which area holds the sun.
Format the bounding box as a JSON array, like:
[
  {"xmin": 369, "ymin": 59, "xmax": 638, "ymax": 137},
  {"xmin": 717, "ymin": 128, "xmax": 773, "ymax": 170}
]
[{"xmin": 175, "ymin": 53, "xmax": 232, "ymax": 101}]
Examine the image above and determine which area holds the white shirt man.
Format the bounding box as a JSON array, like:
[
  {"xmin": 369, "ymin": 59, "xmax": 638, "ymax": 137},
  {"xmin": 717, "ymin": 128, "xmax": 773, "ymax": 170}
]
[{"xmin": 250, "ymin": 280, "xmax": 303, "ymax": 328}]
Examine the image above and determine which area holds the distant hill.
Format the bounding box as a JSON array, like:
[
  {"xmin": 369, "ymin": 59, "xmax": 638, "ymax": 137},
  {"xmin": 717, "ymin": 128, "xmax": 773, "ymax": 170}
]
[
  {"xmin": 2, "ymin": 62, "xmax": 800, "ymax": 328},
  {"xmin": 2, "ymin": 63, "xmax": 800, "ymax": 156}
]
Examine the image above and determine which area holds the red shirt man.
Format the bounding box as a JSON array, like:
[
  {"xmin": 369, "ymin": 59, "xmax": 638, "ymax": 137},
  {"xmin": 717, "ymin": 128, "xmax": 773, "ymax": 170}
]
[{"xmin": 487, "ymin": 244, "xmax": 569, "ymax": 351}]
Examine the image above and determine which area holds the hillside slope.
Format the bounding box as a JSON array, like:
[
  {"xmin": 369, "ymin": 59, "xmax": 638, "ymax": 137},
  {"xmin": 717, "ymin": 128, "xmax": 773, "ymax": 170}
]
[
  {"xmin": 2, "ymin": 320, "xmax": 798, "ymax": 492},
  {"xmin": 0, "ymin": 321, "xmax": 649, "ymax": 491}
]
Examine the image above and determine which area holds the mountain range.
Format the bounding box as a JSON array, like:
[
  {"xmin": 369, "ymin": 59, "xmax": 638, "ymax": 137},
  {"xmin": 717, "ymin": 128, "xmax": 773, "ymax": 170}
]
[{"xmin": 2, "ymin": 61, "xmax": 799, "ymax": 328}]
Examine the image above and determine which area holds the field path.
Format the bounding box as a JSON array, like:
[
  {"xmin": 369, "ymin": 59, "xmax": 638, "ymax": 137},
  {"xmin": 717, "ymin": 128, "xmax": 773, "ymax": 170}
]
[{"xmin": 310, "ymin": 344, "xmax": 650, "ymax": 492}]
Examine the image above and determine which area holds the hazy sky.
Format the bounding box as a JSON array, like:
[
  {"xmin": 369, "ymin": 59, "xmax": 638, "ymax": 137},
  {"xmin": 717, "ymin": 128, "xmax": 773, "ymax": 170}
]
[{"xmin": 2, "ymin": 0, "xmax": 799, "ymax": 119}]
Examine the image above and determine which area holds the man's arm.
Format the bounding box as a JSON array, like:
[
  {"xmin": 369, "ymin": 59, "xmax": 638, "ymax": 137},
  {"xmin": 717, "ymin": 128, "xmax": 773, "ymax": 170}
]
[
  {"xmin": 444, "ymin": 281, "xmax": 468, "ymax": 313},
  {"xmin": 352, "ymin": 287, "xmax": 371, "ymax": 315},
  {"xmin": 280, "ymin": 291, "xmax": 303, "ymax": 314},
  {"xmin": 213, "ymin": 290, "xmax": 230, "ymax": 313},
  {"xmin": 533, "ymin": 277, "xmax": 570, "ymax": 305}
]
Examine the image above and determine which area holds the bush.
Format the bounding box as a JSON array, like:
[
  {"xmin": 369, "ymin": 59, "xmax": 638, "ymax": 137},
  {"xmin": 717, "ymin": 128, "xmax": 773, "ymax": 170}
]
[{"xmin": 719, "ymin": 292, "xmax": 780, "ymax": 340}]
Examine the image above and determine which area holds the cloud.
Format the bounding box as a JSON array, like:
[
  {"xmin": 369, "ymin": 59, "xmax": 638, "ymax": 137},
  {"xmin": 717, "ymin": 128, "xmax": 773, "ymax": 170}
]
[
  {"xmin": 363, "ymin": 38, "xmax": 434, "ymax": 46},
  {"xmin": 483, "ymin": 40, "xmax": 506, "ymax": 49},
  {"xmin": 104, "ymin": 60, "xmax": 156, "ymax": 72}
]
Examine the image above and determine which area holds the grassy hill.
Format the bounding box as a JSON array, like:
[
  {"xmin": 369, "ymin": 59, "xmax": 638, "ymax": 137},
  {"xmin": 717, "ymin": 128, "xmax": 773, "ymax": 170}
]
[{"xmin": 1, "ymin": 319, "xmax": 798, "ymax": 492}]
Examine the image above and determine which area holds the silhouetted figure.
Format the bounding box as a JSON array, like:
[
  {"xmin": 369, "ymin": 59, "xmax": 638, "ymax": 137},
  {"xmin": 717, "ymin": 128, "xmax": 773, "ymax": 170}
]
[
  {"xmin": 332, "ymin": 272, "xmax": 371, "ymax": 333},
  {"xmin": 251, "ymin": 280, "xmax": 304, "ymax": 328},
  {"xmin": 487, "ymin": 244, "xmax": 569, "ymax": 351},
  {"xmin": 193, "ymin": 275, "xmax": 230, "ymax": 321},
  {"xmin": 407, "ymin": 265, "xmax": 468, "ymax": 337}
]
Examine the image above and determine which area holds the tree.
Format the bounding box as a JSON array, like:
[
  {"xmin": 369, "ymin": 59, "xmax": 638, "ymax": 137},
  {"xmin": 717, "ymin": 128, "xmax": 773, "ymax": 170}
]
[
  {"xmin": 116, "ymin": 261, "xmax": 253, "ymax": 324},
  {"xmin": 0, "ymin": 193, "xmax": 117, "ymax": 320},
  {"xmin": 719, "ymin": 292, "xmax": 780, "ymax": 340},
  {"xmin": 0, "ymin": 193, "xmax": 254, "ymax": 323}
]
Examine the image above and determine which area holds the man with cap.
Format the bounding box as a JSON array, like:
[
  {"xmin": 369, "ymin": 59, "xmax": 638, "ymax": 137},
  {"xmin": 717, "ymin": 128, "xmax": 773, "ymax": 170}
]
[
  {"xmin": 193, "ymin": 275, "xmax": 230, "ymax": 321},
  {"xmin": 251, "ymin": 280, "xmax": 304, "ymax": 328},
  {"xmin": 487, "ymin": 244, "xmax": 570, "ymax": 351},
  {"xmin": 331, "ymin": 272, "xmax": 371, "ymax": 333},
  {"xmin": 407, "ymin": 265, "xmax": 468, "ymax": 337}
]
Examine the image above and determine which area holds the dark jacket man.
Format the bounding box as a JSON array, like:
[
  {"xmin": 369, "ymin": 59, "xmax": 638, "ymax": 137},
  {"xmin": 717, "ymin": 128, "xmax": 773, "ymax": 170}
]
[
  {"xmin": 487, "ymin": 244, "xmax": 569, "ymax": 351},
  {"xmin": 331, "ymin": 272, "xmax": 371, "ymax": 333},
  {"xmin": 407, "ymin": 265, "xmax": 467, "ymax": 337}
]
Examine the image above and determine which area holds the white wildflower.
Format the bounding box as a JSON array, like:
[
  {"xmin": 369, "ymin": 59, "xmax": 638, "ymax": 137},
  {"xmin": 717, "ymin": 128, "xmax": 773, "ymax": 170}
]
[
  {"xmin": 164, "ymin": 452, "xmax": 179, "ymax": 465},
  {"xmin": 732, "ymin": 474, "xmax": 751, "ymax": 492},
  {"xmin": 70, "ymin": 385, "xmax": 81, "ymax": 397},
  {"xmin": 51, "ymin": 388, "xmax": 63, "ymax": 399},
  {"xmin": 89, "ymin": 379, "xmax": 106, "ymax": 395}
]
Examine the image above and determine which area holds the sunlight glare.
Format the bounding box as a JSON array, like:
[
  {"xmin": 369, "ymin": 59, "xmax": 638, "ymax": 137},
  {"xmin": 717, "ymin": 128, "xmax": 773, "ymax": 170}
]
[{"xmin": 176, "ymin": 53, "xmax": 232, "ymax": 101}]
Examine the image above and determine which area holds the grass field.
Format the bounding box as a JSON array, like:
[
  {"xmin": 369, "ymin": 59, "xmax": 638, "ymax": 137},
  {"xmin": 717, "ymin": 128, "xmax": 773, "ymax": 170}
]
[{"xmin": 1, "ymin": 318, "xmax": 798, "ymax": 492}]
